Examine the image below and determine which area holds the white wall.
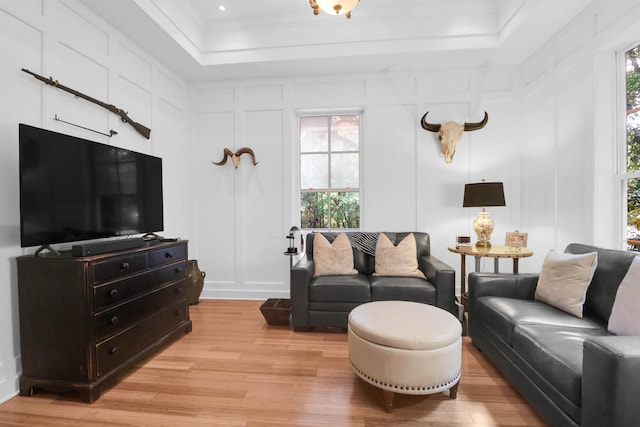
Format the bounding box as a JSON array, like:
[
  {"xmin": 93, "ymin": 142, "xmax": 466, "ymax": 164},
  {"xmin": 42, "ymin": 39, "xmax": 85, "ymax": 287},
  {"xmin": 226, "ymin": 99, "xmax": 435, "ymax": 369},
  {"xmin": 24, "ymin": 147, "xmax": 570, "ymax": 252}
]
[
  {"xmin": 0, "ymin": 0, "xmax": 188, "ymax": 403},
  {"xmin": 190, "ymin": 67, "xmax": 525, "ymax": 301},
  {"xmin": 520, "ymin": 0, "xmax": 640, "ymax": 267}
]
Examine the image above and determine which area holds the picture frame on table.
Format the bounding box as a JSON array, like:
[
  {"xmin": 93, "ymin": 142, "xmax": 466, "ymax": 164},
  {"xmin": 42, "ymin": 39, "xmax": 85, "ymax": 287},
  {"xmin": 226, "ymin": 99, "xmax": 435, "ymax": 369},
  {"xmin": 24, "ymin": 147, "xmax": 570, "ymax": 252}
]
[{"xmin": 505, "ymin": 231, "xmax": 528, "ymax": 252}]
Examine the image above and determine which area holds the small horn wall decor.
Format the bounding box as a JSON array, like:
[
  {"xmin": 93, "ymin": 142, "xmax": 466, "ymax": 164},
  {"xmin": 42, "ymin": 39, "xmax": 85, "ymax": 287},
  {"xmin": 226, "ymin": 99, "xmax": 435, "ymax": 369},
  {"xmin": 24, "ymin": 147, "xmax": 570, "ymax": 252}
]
[{"xmin": 212, "ymin": 147, "xmax": 258, "ymax": 169}]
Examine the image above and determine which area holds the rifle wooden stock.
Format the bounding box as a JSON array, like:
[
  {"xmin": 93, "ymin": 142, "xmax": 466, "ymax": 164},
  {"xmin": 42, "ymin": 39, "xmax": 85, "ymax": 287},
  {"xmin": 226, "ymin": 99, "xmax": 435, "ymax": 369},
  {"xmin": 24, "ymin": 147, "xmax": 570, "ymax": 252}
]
[{"xmin": 21, "ymin": 68, "xmax": 151, "ymax": 139}]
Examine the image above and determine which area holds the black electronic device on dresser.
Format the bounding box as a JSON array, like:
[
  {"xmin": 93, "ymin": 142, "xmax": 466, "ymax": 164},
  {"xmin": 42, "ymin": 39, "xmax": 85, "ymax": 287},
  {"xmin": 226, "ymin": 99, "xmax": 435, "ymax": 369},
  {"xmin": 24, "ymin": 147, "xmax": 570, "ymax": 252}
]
[
  {"xmin": 16, "ymin": 240, "xmax": 192, "ymax": 403},
  {"xmin": 18, "ymin": 123, "xmax": 164, "ymax": 255}
]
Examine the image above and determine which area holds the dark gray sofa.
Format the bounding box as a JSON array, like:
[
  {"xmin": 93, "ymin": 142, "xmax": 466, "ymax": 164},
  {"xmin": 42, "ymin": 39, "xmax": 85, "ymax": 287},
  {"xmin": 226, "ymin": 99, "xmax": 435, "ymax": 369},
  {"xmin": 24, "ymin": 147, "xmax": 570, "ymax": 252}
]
[
  {"xmin": 469, "ymin": 243, "xmax": 640, "ymax": 427},
  {"xmin": 290, "ymin": 232, "xmax": 456, "ymax": 330}
]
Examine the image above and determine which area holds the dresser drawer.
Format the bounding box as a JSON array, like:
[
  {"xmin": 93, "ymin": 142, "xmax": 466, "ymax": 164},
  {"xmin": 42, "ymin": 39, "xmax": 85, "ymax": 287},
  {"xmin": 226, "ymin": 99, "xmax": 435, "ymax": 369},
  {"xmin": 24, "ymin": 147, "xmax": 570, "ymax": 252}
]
[
  {"xmin": 93, "ymin": 253, "xmax": 148, "ymax": 284},
  {"xmin": 94, "ymin": 281, "xmax": 187, "ymax": 342},
  {"xmin": 95, "ymin": 300, "xmax": 189, "ymax": 377},
  {"xmin": 94, "ymin": 261, "xmax": 187, "ymax": 311},
  {"xmin": 149, "ymin": 244, "xmax": 186, "ymax": 267}
]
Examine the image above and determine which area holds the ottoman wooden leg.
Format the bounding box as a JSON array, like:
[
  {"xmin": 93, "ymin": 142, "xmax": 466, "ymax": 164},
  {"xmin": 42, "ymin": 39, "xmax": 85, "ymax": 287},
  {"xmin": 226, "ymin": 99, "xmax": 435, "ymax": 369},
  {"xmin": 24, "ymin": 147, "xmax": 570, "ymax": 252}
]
[
  {"xmin": 449, "ymin": 380, "xmax": 459, "ymax": 399},
  {"xmin": 383, "ymin": 390, "xmax": 395, "ymax": 413}
]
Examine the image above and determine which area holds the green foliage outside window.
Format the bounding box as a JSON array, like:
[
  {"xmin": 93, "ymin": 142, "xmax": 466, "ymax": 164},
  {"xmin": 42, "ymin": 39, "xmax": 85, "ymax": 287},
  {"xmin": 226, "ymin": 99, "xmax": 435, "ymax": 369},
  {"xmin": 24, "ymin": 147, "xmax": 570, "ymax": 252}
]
[
  {"xmin": 301, "ymin": 191, "xmax": 360, "ymax": 229},
  {"xmin": 301, "ymin": 192, "xmax": 328, "ymax": 228},
  {"xmin": 626, "ymin": 45, "xmax": 640, "ymax": 250},
  {"xmin": 330, "ymin": 192, "xmax": 360, "ymax": 228}
]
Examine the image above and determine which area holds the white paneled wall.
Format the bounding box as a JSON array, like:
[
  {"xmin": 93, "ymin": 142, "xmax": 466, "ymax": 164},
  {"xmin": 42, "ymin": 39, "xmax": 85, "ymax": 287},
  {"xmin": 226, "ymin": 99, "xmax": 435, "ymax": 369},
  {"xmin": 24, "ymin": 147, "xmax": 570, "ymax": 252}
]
[
  {"xmin": 0, "ymin": 0, "xmax": 188, "ymax": 402},
  {"xmin": 520, "ymin": 0, "xmax": 640, "ymax": 265},
  {"xmin": 191, "ymin": 68, "xmax": 524, "ymax": 301},
  {"xmin": 0, "ymin": 0, "xmax": 44, "ymax": 405},
  {"xmin": 363, "ymin": 104, "xmax": 419, "ymax": 231},
  {"xmin": 192, "ymin": 86, "xmax": 290, "ymax": 300}
]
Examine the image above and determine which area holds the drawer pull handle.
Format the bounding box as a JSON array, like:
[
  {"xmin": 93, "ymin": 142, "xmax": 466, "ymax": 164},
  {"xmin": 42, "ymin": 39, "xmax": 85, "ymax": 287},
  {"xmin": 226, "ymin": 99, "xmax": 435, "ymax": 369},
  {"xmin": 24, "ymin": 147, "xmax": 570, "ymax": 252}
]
[
  {"xmin": 175, "ymin": 267, "xmax": 183, "ymax": 274},
  {"xmin": 165, "ymin": 251, "xmax": 173, "ymax": 259},
  {"xmin": 120, "ymin": 261, "xmax": 130, "ymax": 270},
  {"xmin": 177, "ymin": 309, "xmax": 184, "ymax": 316},
  {"xmin": 176, "ymin": 287, "xmax": 184, "ymax": 295},
  {"xmin": 110, "ymin": 316, "xmax": 119, "ymax": 325},
  {"xmin": 110, "ymin": 289, "xmax": 119, "ymax": 298},
  {"xmin": 110, "ymin": 347, "xmax": 119, "ymax": 356}
]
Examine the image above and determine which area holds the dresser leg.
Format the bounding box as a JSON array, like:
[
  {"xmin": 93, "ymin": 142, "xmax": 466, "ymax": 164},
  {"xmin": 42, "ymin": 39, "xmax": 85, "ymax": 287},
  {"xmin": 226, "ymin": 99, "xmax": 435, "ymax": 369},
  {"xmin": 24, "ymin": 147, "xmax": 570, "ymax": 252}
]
[{"xmin": 19, "ymin": 384, "xmax": 34, "ymax": 397}]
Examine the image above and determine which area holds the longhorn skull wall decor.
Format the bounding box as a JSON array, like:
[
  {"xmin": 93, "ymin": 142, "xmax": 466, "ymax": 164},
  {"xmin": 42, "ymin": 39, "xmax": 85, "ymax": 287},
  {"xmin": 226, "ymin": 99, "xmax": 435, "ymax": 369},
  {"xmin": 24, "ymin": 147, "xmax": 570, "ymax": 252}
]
[
  {"xmin": 212, "ymin": 147, "xmax": 258, "ymax": 169},
  {"xmin": 420, "ymin": 111, "xmax": 489, "ymax": 164}
]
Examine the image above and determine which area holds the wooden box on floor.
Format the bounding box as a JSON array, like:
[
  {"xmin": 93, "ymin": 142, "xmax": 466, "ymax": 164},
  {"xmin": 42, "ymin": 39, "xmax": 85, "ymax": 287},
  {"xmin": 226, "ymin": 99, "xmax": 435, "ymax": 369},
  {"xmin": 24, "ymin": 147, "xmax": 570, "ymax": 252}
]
[{"xmin": 260, "ymin": 298, "xmax": 291, "ymax": 326}]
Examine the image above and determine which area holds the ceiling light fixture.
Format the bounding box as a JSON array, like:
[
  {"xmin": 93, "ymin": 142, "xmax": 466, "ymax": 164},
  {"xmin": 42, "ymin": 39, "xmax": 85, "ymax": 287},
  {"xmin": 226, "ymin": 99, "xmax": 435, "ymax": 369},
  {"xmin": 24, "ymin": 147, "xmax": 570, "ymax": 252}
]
[
  {"xmin": 218, "ymin": 5, "xmax": 226, "ymax": 12},
  {"xmin": 309, "ymin": 0, "xmax": 361, "ymax": 19}
]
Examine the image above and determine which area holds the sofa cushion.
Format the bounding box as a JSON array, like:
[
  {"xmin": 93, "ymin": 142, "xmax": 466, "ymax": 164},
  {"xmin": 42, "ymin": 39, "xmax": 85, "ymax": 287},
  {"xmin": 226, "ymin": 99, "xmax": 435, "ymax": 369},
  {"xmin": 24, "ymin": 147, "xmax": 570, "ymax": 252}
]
[
  {"xmin": 565, "ymin": 243, "xmax": 637, "ymax": 323},
  {"xmin": 306, "ymin": 232, "xmax": 375, "ymax": 274},
  {"xmin": 305, "ymin": 232, "xmax": 432, "ymax": 276},
  {"xmin": 534, "ymin": 250, "xmax": 597, "ymax": 318},
  {"xmin": 374, "ymin": 233, "xmax": 426, "ymax": 278},
  {"xmin": 608, "ymin": 256, "xmax": 640, "ymax": 336},
  {"xmin": 313, "ymin": 232, "xmax": 358, "ymax": 276},
  {"xmin": 370, "ymin": 276, "xmax": 436, "ymax": 304},
  {"xmin": 475, "ymin": 296, "xmax": 605, "ymax": 346},
  {"xmin": 399, "ymin": 231, "xmax": 430, "ymax": 258},
  {"xmin": 309, "ymin": 274, "xmax": 371, "ymax": 303},
  {"xmin": 512, "ymin": 324, "xmax": 611, "ymax": 422}
]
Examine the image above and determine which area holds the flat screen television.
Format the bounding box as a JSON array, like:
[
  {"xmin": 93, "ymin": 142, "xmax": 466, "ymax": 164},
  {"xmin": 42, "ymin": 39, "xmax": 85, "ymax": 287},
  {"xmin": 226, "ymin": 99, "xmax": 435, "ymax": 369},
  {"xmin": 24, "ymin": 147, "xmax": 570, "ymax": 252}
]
[{"xmin": 19, "ymin": 123, "xmax": 164, "ymax": 249}]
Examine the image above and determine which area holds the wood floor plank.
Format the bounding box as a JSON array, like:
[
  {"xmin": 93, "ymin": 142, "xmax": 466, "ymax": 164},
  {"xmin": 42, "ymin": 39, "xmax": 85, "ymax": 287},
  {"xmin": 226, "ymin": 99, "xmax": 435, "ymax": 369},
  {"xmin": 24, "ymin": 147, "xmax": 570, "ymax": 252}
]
[{"xmin": 0, "ymin": 300, "xmax": 547, "ymax": 426}]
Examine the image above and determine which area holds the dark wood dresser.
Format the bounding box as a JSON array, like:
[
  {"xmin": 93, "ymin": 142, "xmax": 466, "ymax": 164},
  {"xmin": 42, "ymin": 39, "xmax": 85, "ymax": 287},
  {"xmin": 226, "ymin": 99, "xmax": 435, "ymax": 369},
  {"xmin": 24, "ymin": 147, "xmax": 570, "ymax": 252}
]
[{"xmin": 16, "ymin": 240, "xmax": 192, "ymax": 402}]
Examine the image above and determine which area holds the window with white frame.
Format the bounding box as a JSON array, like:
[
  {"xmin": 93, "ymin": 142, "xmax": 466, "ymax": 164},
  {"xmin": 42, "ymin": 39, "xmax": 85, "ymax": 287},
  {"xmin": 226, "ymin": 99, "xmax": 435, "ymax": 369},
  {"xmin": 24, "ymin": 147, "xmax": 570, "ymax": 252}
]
[
  {"xmin": 299, "ymin": 114, "xmax": 360, "ymax": 230},
  {"xmin": 624, "ymin": 43, "xmax": 640, "ymax": 251}
]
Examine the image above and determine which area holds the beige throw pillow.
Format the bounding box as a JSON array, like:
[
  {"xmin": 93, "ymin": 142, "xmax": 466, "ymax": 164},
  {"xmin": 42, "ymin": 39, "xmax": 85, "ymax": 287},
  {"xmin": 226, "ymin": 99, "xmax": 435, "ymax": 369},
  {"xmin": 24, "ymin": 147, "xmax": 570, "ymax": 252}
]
[
  {"xmin": 374, "ymin": 233, "xmax": 426, "ymax": 278},
  {"xmin": 534, "ymin": 249, "xmax": 598, "ymax": 318},
  {"xmin": 313, "ymin": 233, "xmax": 357, "ymax": 276},
  {"xmin": 608, "ymin": 256, "xmax": 640, "ymax": 336}
]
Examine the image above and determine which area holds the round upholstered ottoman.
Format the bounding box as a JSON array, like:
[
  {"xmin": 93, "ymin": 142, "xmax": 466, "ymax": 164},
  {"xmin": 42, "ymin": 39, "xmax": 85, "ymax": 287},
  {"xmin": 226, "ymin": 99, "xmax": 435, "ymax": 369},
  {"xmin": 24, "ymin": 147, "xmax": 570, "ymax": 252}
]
[{"xmin": 348, "ymin": 301, "xmax": 462, "ymax": 412}]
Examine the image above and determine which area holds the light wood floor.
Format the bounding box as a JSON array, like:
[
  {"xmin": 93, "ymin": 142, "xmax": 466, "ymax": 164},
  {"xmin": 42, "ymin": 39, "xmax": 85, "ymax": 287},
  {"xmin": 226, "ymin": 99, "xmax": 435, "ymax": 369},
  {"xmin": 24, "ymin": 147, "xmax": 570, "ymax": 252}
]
[{"xmin": 0, "ymin": 300, "xmax": 547, "ymax": 426}]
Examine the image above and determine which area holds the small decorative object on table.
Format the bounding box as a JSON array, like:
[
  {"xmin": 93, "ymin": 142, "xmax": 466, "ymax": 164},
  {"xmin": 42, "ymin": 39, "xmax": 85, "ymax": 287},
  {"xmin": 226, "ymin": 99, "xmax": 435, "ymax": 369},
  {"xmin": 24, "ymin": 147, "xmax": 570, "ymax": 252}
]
[
  {"xmin": 505, "ymin": 231, "xmax": 528, "ymax": 252},
  {"xmin": 455, "ymin": 235, "xmax": 472, "ymax": 250},
  {"xmin": 284, "ymin": 226, "xmax": 301, "ymax": 269},
  {"xmin": 285, "ymin": 226, "xmax": 300, "ymax": 254},
  {"xmin": 187, "ymin": 260, "xmax": 206, "ymax": 305}
]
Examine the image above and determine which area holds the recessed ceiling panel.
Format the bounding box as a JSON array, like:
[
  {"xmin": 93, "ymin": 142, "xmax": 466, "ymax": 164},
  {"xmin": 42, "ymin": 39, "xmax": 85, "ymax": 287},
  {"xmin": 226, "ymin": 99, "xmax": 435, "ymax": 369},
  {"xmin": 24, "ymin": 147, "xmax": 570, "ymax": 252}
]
[{"xmin": 78, "ymin": 0, "xmax": 593, "ymax": 81}]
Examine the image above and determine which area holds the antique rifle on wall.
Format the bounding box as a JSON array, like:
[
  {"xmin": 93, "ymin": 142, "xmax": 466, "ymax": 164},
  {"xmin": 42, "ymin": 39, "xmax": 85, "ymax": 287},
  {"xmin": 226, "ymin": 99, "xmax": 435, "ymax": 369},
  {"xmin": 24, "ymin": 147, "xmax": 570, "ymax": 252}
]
[{"xmin": 21, "ymin": 68, "xmax": 151, "ymax": 139}]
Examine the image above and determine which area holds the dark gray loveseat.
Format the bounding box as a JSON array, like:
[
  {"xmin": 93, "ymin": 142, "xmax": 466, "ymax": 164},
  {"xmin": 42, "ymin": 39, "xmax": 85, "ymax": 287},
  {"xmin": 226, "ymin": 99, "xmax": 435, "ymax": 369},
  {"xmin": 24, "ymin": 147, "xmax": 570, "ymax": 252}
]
[
  {"xmin": 290, "ymin": 232, "xmax": 456, "ymax": 330},
  {"xmin": 469, "ymin": 243, "xmax": 640, "ymax": 427}
]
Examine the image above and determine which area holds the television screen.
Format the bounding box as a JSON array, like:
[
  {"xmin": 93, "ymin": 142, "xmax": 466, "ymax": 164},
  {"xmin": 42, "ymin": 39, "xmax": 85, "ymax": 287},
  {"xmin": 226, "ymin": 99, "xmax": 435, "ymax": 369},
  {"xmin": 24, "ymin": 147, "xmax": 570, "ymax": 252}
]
[{"xmin": 19, "ymin": 124, "xmax": 164, "ymax": 248}]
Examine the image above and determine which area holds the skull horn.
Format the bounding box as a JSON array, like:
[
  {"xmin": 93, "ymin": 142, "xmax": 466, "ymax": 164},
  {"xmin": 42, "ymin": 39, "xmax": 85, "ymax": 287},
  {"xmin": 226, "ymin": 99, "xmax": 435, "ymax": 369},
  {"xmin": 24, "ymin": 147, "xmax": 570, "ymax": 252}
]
[
  {"xmin": 420, "ymin": 111, "xmax": 441, "ymax": 132},
  {"xmin": 463, "ymin": 112, "xmax": 489, "ymax": 131}
]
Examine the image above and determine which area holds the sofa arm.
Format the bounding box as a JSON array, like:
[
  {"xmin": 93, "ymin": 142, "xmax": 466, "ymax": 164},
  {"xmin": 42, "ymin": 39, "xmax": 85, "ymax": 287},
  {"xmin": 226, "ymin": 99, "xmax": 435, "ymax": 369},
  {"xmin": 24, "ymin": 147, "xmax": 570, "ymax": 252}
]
[
  {"xmin": 468, "ymin": 272, "xmax": 539, "ymax": 314},
  {"xmin": 582, "ymin": 336, "xmax": 640, "ymax": 427},
  {"xmin": 290, "ymin": 255, "xmax": 314, "ymax": 329},
  {"xmin": 420, "ymin": 255, "xmax": 456, "ymax": 316}
]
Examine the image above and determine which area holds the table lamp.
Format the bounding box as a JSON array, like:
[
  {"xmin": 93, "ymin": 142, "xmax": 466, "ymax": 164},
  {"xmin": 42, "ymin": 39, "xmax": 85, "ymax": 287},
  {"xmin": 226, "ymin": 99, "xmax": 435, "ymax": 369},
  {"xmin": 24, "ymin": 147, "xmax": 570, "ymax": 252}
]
[{"xmin": 463, "ymin": 181, "xmax": 505, "ymax": 248}]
